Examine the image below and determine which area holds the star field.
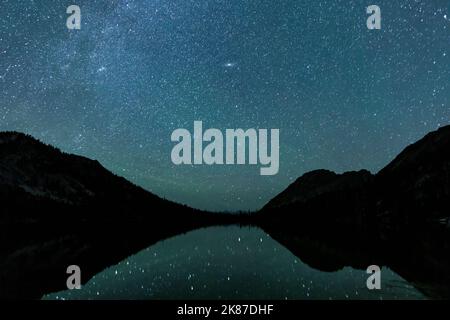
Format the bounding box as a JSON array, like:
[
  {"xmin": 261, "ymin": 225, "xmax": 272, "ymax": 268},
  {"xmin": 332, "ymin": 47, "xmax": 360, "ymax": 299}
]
[{"xmin": 1, "ymin": 0, "xmax": 449, "ymax": 211}]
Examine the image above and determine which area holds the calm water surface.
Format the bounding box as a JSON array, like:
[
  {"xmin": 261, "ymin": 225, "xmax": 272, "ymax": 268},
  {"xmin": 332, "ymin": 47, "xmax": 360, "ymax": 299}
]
[{"xmin": 44, "ymin": 226, "xmax": 426, "ymax": 300}]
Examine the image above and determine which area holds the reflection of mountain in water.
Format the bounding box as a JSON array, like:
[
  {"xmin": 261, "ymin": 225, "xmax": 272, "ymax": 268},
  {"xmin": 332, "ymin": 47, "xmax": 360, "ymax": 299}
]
[
  {"xmin": 0, "ymin": 132, "xmax": 238, "ymax": 299},
  {"xmin": 43, "ymin": 226, "xmax": 426, "ymax": 300},
  {"xmin": 262, "ymin": 222, "xmax": 450, "ymax": 299},
  {"xmin": 1, "ymin": 125, "xmax": 450, "ymax": 299}
]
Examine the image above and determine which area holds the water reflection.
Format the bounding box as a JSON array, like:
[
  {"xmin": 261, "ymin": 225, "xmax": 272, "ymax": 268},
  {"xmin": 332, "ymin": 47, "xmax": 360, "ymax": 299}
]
[{"xmin": 44, "ymin": 226, "xmax": 425, "ymax": 300}]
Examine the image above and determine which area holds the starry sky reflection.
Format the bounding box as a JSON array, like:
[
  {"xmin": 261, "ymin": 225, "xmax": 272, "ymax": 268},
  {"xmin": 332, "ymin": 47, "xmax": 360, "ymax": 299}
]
[{"xmin": 44, "ymin": 226, "xmax": 426, "ymax": 300}]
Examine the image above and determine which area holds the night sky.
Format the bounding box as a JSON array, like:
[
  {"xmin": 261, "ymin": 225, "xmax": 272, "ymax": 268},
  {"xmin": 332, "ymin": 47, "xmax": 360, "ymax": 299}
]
[{"xmin": 1, "ymin": 0, "xmax": 449, "ymax": 211}]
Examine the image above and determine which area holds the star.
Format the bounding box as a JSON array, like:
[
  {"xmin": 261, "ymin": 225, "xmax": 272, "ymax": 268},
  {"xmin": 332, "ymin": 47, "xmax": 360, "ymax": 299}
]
[
  {"xmin": 0, "ymin": 0, "xmax": 448, "ymax": 212},
  {"xmin": 223, "ymin": 62, "xmax": 237, "ymax": 68}
]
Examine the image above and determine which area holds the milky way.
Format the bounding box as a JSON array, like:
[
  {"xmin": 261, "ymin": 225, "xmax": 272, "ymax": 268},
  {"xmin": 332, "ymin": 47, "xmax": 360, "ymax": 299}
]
[{"xmin": 1, "ymin": 0, "xmax": 449, "ymax": 211}]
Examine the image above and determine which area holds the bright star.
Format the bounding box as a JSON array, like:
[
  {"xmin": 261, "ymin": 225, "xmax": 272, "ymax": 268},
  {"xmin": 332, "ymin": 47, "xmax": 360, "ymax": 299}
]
[{"xmin": 223, "ymin": 62, "xmax": 237, "ymax": 68}]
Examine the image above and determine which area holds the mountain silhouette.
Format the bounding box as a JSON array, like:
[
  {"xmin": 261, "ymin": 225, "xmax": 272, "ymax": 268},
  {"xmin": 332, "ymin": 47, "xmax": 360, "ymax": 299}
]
[
  {"xmin": 1, "ymin": 125, "xmax": 450, "ymax": 299},
  {"xmin": 375, "ymin": 125, "xmax": 450, "ymax": 221},
  {"xmin": 0, "ymin": 131, "xmax": 216, "ymax": 225},
  {"xmin": 258, "ymin": 125, "xmax": 450, "ymax": 299},
  {"xmin": 0, "ymin": 131, "xmax": 235, "ymax": 299},
  {"xmin": 2, "ymin": 126, "xmax": 449, "ymax": 225},
  {"xmin": 262, "ymin": 169, "xmax": 374, "ymax": 222},
  {"xmin": 261, "ymin": 125, "xmax": 450, "ymax": 224}
]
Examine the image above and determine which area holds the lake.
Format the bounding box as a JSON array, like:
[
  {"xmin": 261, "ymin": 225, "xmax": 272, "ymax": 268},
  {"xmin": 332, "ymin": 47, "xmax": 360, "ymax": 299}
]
[{"xmin": 44, "ymin": 226, "xmax": 426, "ymax": 300}]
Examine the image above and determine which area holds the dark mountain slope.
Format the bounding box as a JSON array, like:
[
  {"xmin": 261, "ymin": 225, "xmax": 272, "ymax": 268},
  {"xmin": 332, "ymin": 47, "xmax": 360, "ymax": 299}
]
[
  {"xmin": 0, "ymin": 131, "xmax": 203, "ymax": 224},
  {"xmin": 0, "ymin": 131, "xmax": 236, "ymax": 299},
  {"xmin": 375, "ymin": 125, "xmax": 450, "ymax": 221},
  {"xmin": 263, "ymin": 169, "xmax": 374, "ymax": 222},
  {"xmin": 261, "ymin": 125, "xmax": 450, "ymax": 223}
]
